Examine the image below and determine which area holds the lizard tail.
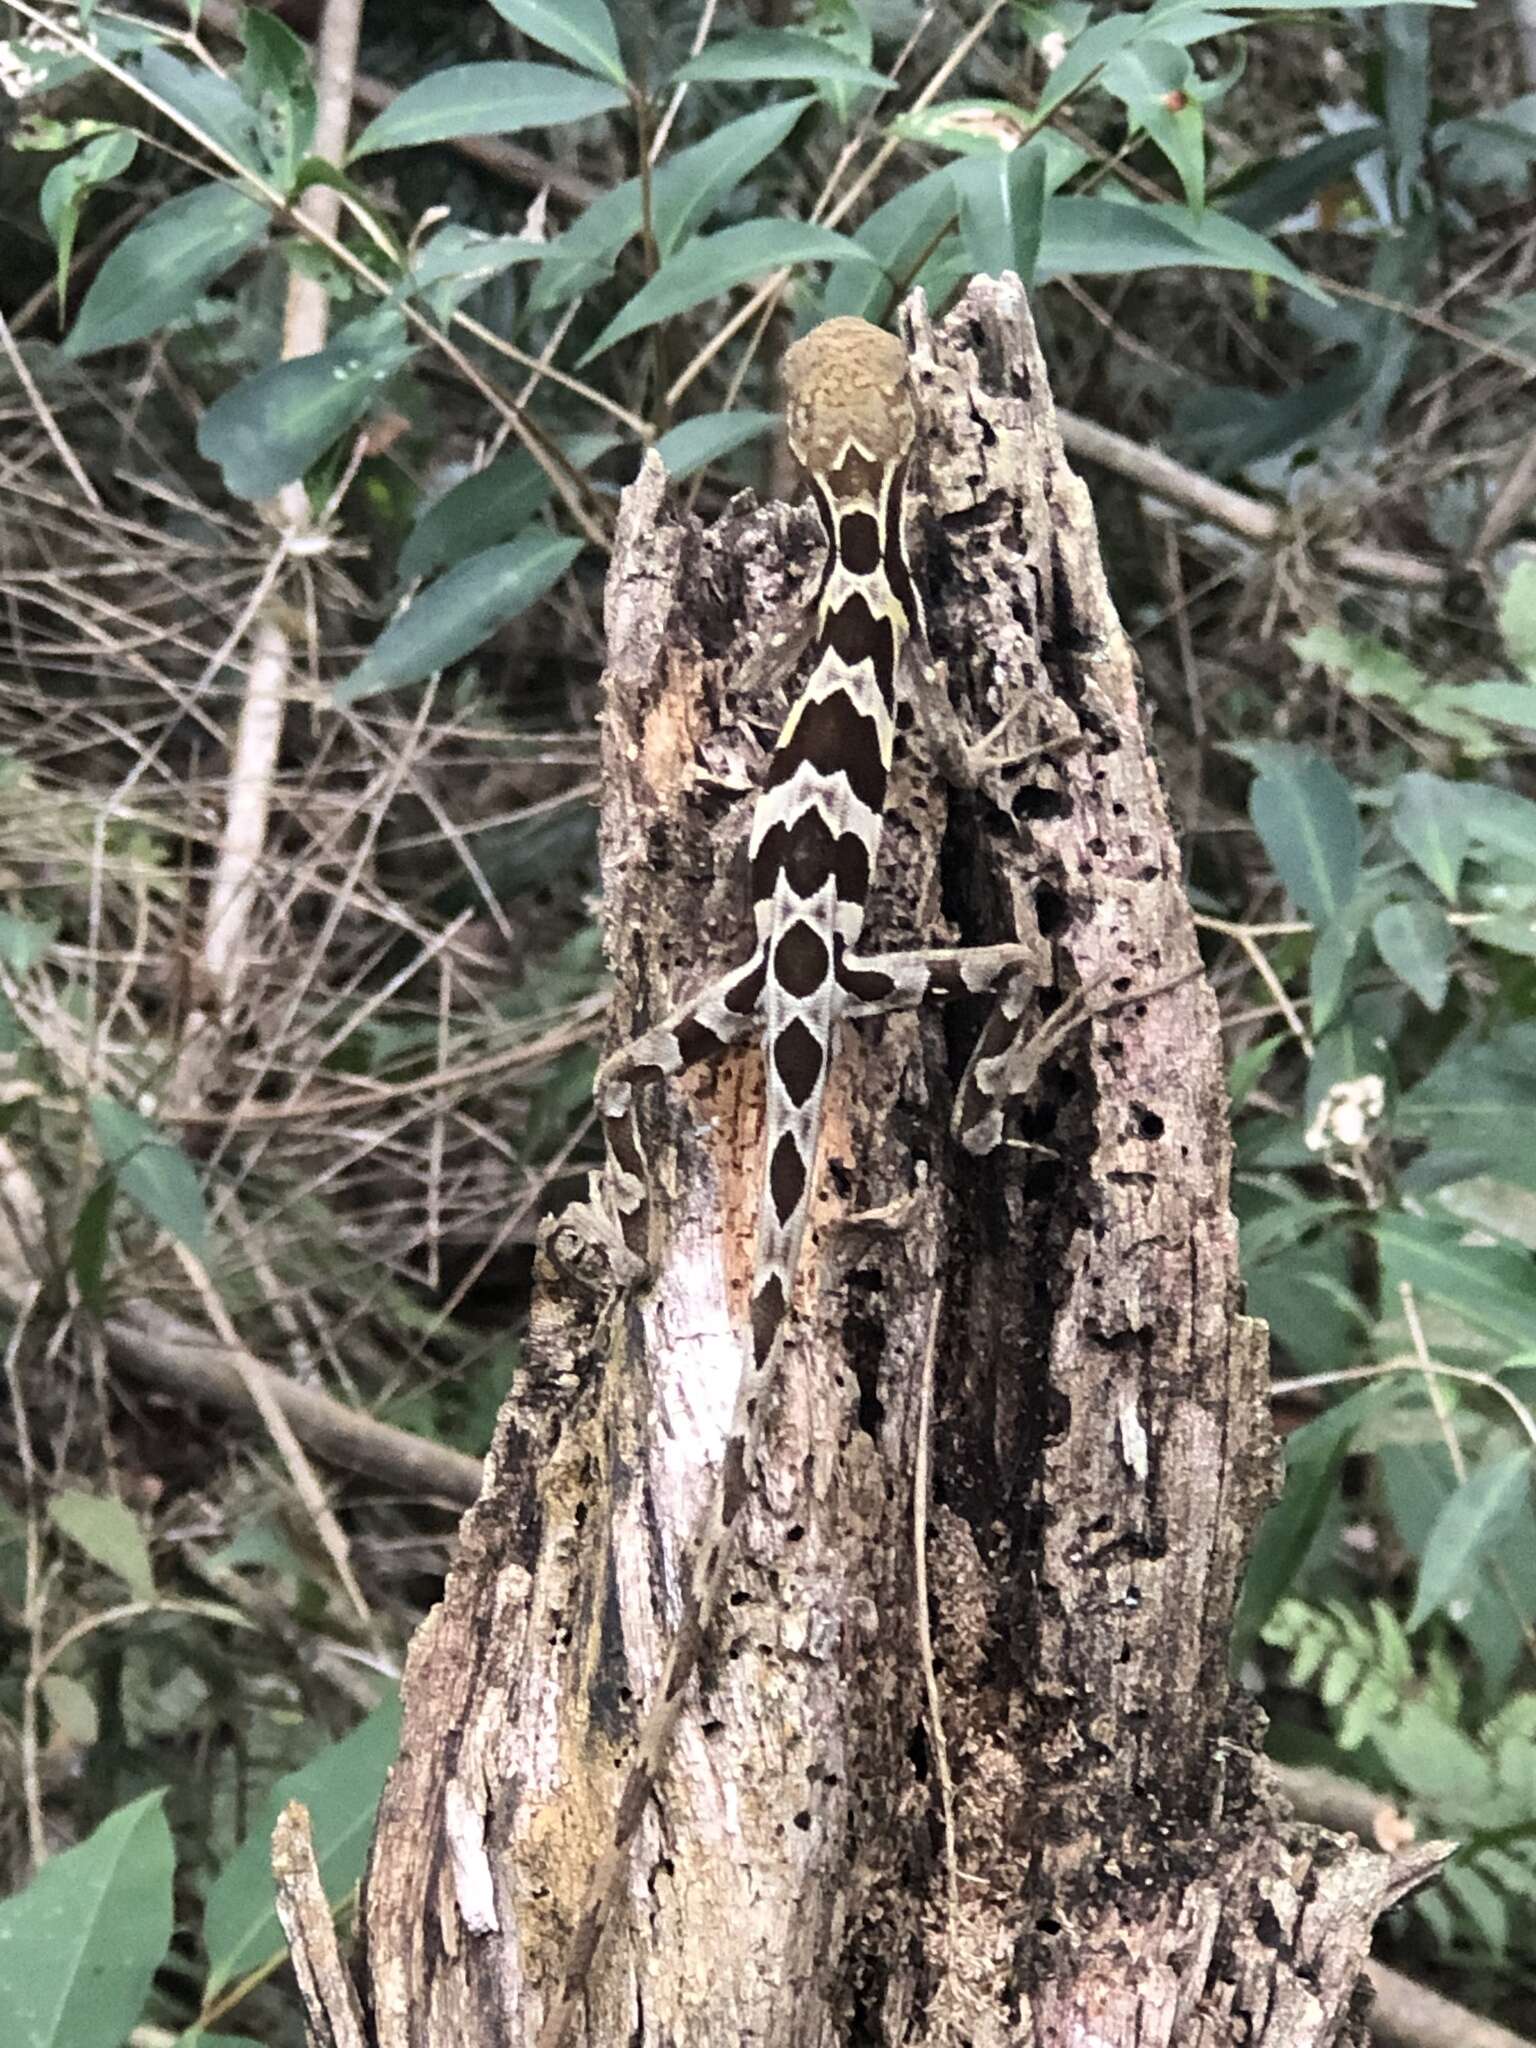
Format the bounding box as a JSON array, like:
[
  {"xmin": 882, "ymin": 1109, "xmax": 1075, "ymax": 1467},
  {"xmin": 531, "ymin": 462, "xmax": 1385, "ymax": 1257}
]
[{"xmin": 535, "ymin": 885, "xmax": 837, "ymax": 2048}]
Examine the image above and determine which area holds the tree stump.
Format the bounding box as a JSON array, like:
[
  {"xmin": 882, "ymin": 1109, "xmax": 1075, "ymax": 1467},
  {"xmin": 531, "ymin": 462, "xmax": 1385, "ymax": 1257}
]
[{"xmin": 291, "ymin": 276, "xmax": 1442, "ymax": 2046}]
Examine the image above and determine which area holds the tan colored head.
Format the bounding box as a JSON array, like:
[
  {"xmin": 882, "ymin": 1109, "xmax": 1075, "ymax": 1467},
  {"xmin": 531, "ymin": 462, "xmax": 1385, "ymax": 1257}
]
[{"xmin": 781, "ymin": 316, "xmax": 915, "ymax": 479}]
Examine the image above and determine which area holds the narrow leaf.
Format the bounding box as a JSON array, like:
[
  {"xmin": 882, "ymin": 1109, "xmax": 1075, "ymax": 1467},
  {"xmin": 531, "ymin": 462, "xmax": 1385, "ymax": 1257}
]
[
  {"xmin": 338, "ymin": 534, "xmax": 583, "ymax": 702},
  {"xmin": 48, "ymin": 1489, "xmax": 155, "ymax": 1602},
  {"xmin": 39, "ymin": 130, "xmax": 137, "ymax": 315},
  {"xmin": 581, "ymin": 220, "xmax": 879, "ymax": 361},
  {"xmin": 1249, "ymin": 750, "xmax": 1362, "ymax": 924},
  {"xmin": 0, "ymin": 1790, "xmax": 173, "ymax": 2048},
  {"xmin": 655, "ymin": 409, "xmax": 778, "ymax": 479},
  {"xmin": 399, "ymin": 432, "xmax": 617, "ymax": 585},
  {"xmin": 133, "ymin": 46, "xmax": 264, "ymax": 169},
  {"xmin": 240, "ymin": 9, "xmax": 317, "ymax": 192},
  {"xmin": 487, "ymin": 0, "xmax": 625, "ymax": 85},
  {"xmin": 63, "ymin": 184, "xmax": 269, "ymax": 357},
  {"xmin": 1499, "ymin": 559, "xmax": 1536, "ymax": 678},
  {"xmin": 1376, "ymin": 1211, "xmax": 1536, "ymax": 1352},
  {"xmin": 351, "ymin": 64, "xmax": 625, "ymax": 158},
  {"xmin": 675, "ymin": 30, "xmax": 889, "ymax": 90},
  {"xmin": 197, "ymin": 309, "xmax": 413, "ymax": 501},
  {"xmin": 530, "ymin": 98, "xmax": 813, "ymax": 312},
  {"xmin": 1391, "ymin": 772, "xmax": 1469, "ymax": 900},
  {"xmin": 1233, "ymin": 1384, "xmax": 1392, "ymax": 1664},
  {"xmin": 1409, "ymin": 1452, "xmax": 1533, "ymax": 1630},
  {"xmin": 952, "ymin": 145, "xmax": 1048, "ymax": 285},
  {"xmin": 204, "ymin": 1694, "xmax": 401, "ymax": 1994},
  {"xmin": 88, "ymin": 1095, "xmax": 208, "ymax": 1250},
  {"xmin": 1372, "ymin": 901, "xmax": 1451, "ymax": 1010}
]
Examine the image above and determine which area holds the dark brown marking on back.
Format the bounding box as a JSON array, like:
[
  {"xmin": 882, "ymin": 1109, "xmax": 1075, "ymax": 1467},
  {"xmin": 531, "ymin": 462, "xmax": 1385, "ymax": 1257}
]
[
  {"xmin": 838, "ymin": 508, "xmax": 881, "ymax": 575},
  {"xmin": 766, "ymin": 686, "xmax": 888, "ymax": 813},
  {"xmin": 823, "ymin": 593, "xmax": 896, "ymax": 680},
  {"xmin": 774, "ymin": 920, "xmax": 831, "ymax": 997},
  {"xmin": 769, "ymin": 1131, "xmax": 808, "ymax": 1225},
  {"xmin": 882, "ymin": 459, "xmax": 916, "ymax": 625},
  {"xmin": 719, "ymin": 1433, "xmax": 751, "ymax": 1523},
  {"xmin": 831, "ymin": 829, "xmax": 871, "ymax": 907},
  {"xmin": 750, "ymin": 809, "xmax": 840, "ymax": 904},
  {"xmin": 774, "ymin": 1018, "xmax": 824, "ymax": 1106},
  {"xmin": 750, "ymin": 1273, "xmax": 787, "ymax": 1370}
]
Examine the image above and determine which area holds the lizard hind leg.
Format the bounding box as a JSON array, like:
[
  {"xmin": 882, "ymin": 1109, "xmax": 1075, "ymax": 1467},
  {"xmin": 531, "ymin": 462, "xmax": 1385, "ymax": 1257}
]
[{"xmin": 594, "ymin": 950, "xmax": 768, "ymax": 1119}]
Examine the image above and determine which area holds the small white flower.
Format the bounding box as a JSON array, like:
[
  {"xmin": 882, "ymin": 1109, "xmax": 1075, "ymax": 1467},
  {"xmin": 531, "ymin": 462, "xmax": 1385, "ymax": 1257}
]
[
  {"xmin": 1304, "ymin": 1073, "xmax": 1385, "ymax": 1154},
  {"xmin": 1039, "ymin": 30, "xmax": 1068, "ymax": 70}
]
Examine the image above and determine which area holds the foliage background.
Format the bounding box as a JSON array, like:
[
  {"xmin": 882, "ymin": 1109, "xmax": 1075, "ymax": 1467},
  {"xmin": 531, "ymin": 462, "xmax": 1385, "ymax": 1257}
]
[{"xmin": 2, "ymin": 0, "xmax": 1536, "ymax": 2041}]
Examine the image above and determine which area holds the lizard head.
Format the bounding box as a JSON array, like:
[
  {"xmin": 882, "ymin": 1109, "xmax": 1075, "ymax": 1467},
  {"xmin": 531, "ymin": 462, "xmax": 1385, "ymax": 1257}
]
[{"xmin": 781, "ymin": 316, "xmax": 916, "ymax": 490}]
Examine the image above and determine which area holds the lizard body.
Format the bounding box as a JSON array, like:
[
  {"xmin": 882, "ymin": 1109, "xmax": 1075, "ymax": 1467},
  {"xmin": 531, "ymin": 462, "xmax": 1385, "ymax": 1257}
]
[{"xmin": 537, "ymin": 318, "xmax": 1032, "ymax": 2046}]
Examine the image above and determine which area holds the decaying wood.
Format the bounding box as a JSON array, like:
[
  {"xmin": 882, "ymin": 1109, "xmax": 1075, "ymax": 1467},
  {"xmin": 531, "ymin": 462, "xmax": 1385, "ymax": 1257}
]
[{"xmin": 294, "ymin": 278, "xmax": 1446, "ymax": 2045}]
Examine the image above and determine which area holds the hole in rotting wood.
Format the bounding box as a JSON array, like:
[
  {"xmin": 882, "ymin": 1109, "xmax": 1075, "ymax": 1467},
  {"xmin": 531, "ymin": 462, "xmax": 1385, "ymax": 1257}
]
[
  {"xmin": 1135, "ymin": 1105, "xmax": 1165, "ymax": 1140},
  {"xmin": 1010, "ymin": 783, "xmax": 1069, "ymax": 822},
  {"xmin": 793, "ymin": 1810, "xmax": 812, "ymax": 1830},
  {"xmin": 907, "ymin": 1721, "xmax": 931, "ymax": 1782}
]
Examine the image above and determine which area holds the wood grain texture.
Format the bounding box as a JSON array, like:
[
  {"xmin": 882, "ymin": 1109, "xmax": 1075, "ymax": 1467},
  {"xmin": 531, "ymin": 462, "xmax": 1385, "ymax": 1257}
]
[{"xmin": 338, "ymin": 277, "xmax": 1442, "ymax": 2048}]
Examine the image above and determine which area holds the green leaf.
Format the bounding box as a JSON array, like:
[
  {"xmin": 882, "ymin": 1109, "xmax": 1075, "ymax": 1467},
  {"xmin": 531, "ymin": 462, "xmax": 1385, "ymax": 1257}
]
[
  {"xmin": 133, "ymin": 46, "xmax": 265, "ymax": 169},
  {"xmin": 952, "ymin": 144, "xmax": 1048, "ymax": 285},
  {"xmin": 1398, "ymin": 1030, "xmax": 1536, "ymax": 1184},
  {"xmin": 0, "ymin": 1790, "xmax": 172, "ymax": 2048},
  {"xmin": 203, "ymin": 1693, "xmax": 401, "ymax": 1995},
  {"xmin": 1450, "ymin": 782, "xmax": 1536, "ymax": 869},
  {"xmin": 338, "ymin": 533, "xmax": 583, "ymax": 702},
  {"xmin": 1035, "ymin": 12, "xmax": 1149, "ymax": 121},
  {"xmin": 1392, "ymin": 772, "xmax": 1469, "ymax": 900},
  {"xmin": 39, "ymin": 130, "xmax": 138, "ymax": 316},
  {"xmin": 655, "ymin": 409, "xmax": 778, "ymax": 479},
  {"xmin": 40, "ymin": 1672, "xmax": 98, "ymax": 1747},
  {"xmin": 1373, "ymin": 901, "xmax": 1452, "ymax": 1010},
  {"xmin": 581, "ymin": 220, "xmax": 880, "ymax": 361},
  {"xmin": 488, "ymin": 0, "xmax": 625, "ymax": 85},
  {"xmin": 1308, "ymin": 916, "xmax": 1359, "ymax": 1035},
  {"xmin": 398, "ymin": 432, "xmax": 617, "ymax": 585},
  {"xmin": 1376, "ymin": 1210, "xmax": 1536, "ymax": 1353},
  {"xmin": 820, "ymin": 163, "xmax": 957, "ymax": 322},
  {"xmin": 89, "ymin": 1095, "xmax": 208, "ymax": 1251},
  {"xmin": 408, "ymin": 224, "xmax": 546, "ymax": 295},
  {"xmin": 1500, "ymin": 559, "xmax": 1536, "ymax": 679},
  {"xmin": 48, "ymin": 1488, "xmax": 155, "ymax": 1602},
  {"xmin": 1409, "ymin": 1452, "xmax": 1534, "ymax": 1630},
  {"xmin": 1233, "ymin": 1384, "xmax": 1393, "ymax": 1665},
  {"xmin": 674, "ymin": 30, "xmax": 889, "ymax": 91},
  {"xmin": 1221, "ymin": 126, "xmax": 1385, "ymax": 231},
  {"xmin": 350, "ymin": 63, "xmax": 625, "ymax": 158},
  {"xmin": 197, "ymin": 308, "xmax": 413, "ymax": 501},
  {"xmin": 70, "ymin": 1178, "xmax": 115, "ymax": 1311},
  {"xmin": 0, "ymin": 909, "xmax": 57, "ymax": 972},
  {"xmin": 1103, "ymin": 38, "xmax": 1211, "ymax": 214},
  {"xmin": 1249, "ymin": 749, "xmax": 1362, "ymax": 925},
  {"xmin": 62, "ymin": 183, "xmax": 269, "ymax": 357},
  {"xmin": 1227, "ymin": 1031, "xmax": 1285, "ymax": 1108},
  {"xmin": 1034, "ymin": 197, "xmax": 1323, "ymax": 297},
  {"xmin": 1455, "ymin": 680, "xmax": 1536, "ymax": 734},
  {"xmin": 240, "ymin": 8, "xmax": 317, "ymax": 192},
  {"xmin": 530, "ymin": 98, "xmax": 813, "ymax": 312}
]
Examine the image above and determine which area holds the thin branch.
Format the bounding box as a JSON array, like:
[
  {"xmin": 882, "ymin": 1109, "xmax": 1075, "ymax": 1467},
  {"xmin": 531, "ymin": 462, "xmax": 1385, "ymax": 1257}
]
[{"xmin": 1058, "ymin": 409, "xmax": 1448, "ymax": 593}]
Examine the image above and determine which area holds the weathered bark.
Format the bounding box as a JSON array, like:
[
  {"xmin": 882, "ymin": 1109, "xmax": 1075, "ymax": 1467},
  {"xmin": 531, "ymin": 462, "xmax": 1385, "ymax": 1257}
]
[{"xmin": 300, "ymin": 278, "xmax": 1444, "ymax": 2045}]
